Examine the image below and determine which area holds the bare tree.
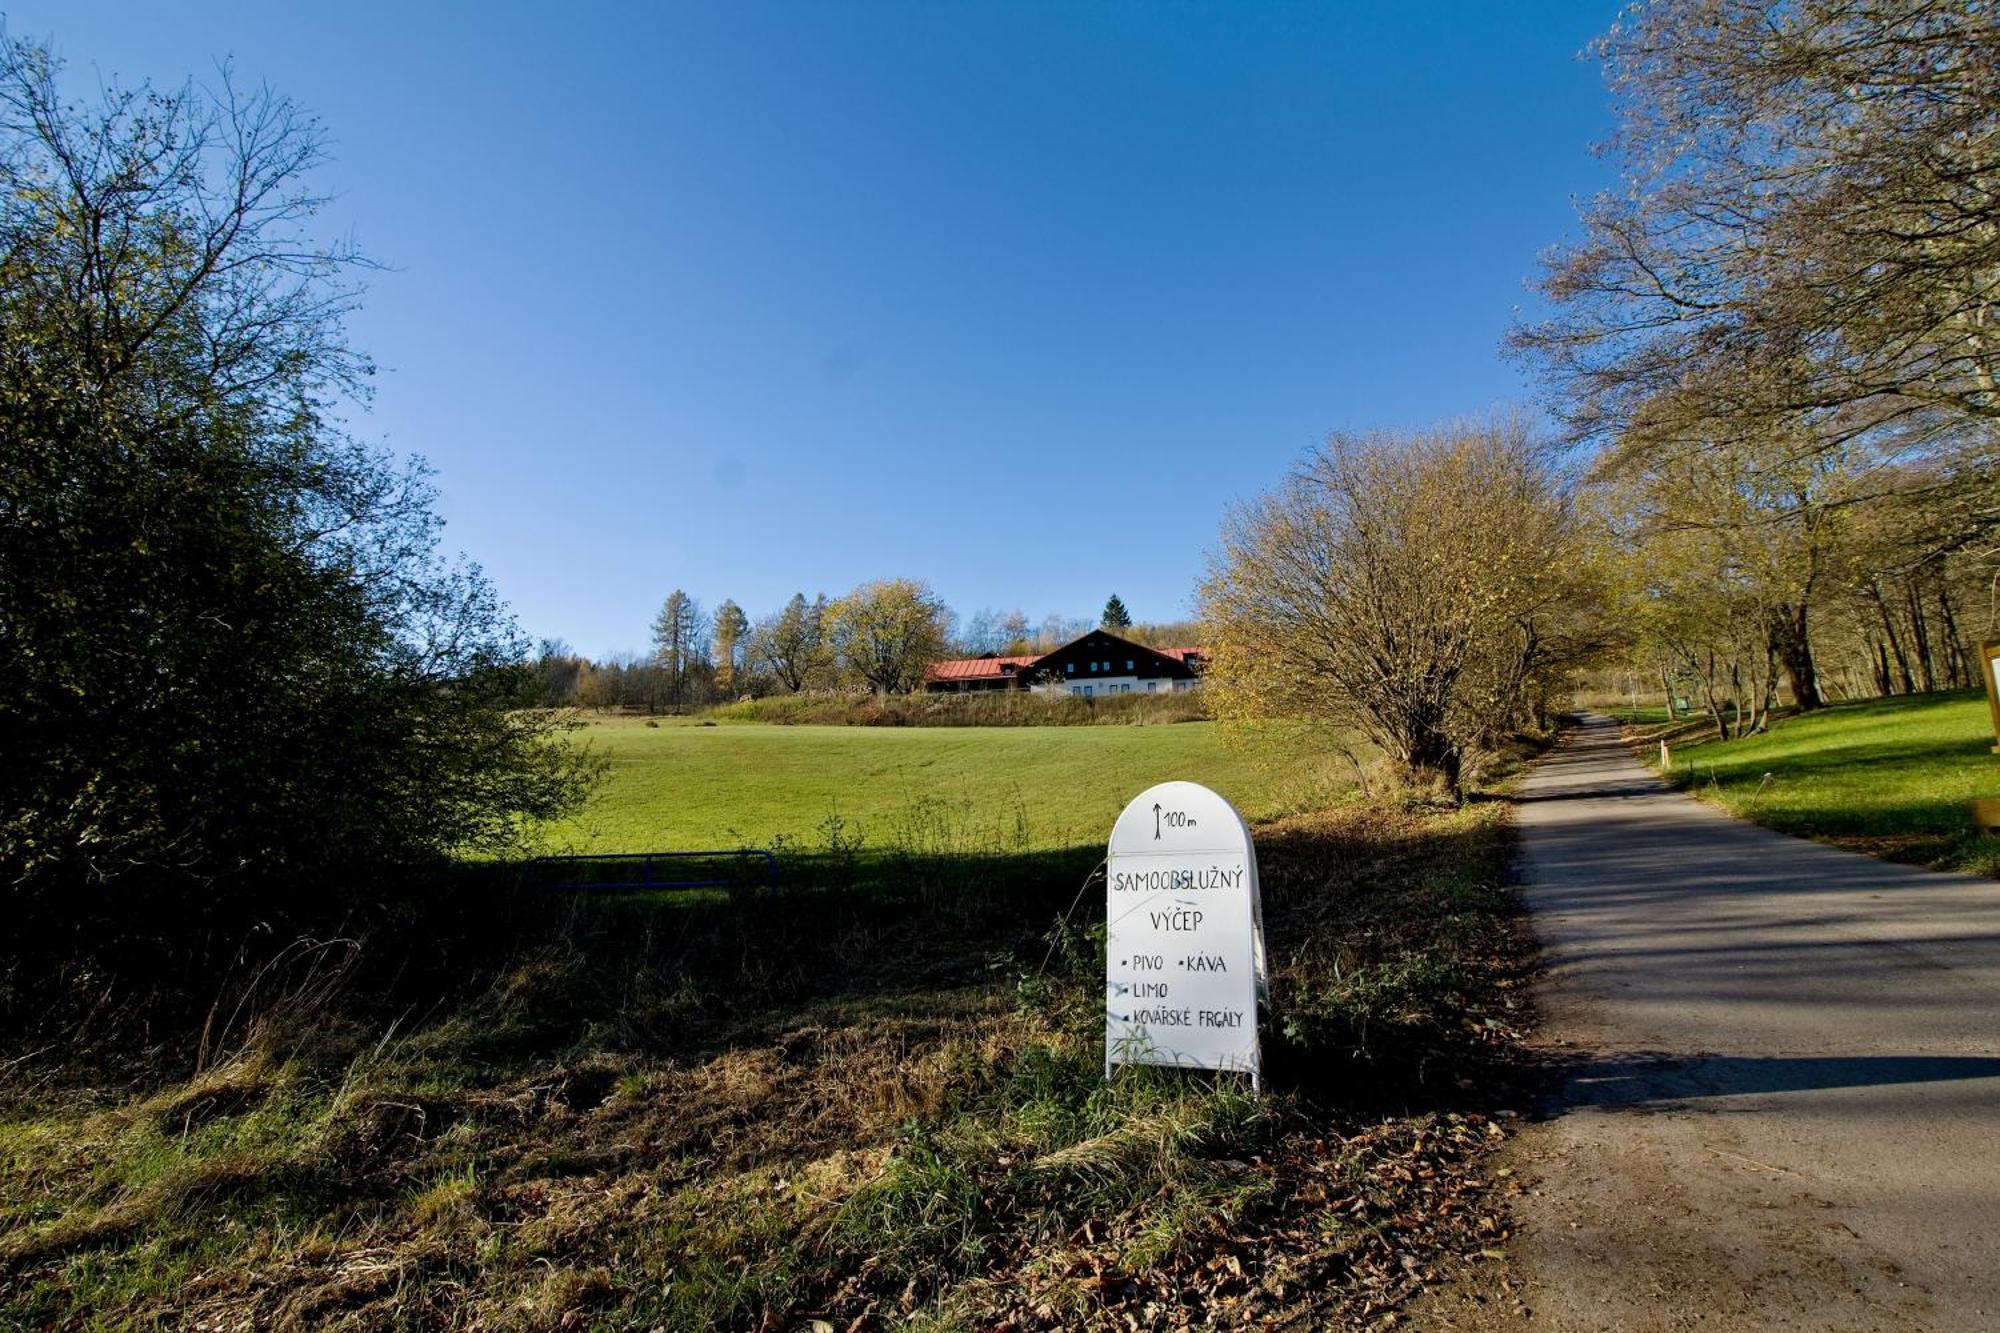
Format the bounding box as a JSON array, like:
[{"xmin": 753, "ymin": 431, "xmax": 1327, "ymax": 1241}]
[
  {"xmin": 1036, "ymin": 614, "xmax": 1092, "ymax": 653},
  {"xmin": 1514, "ymin": 0, "xmax": 2000, "ymax": 473},
  {"xmin": 749, "ymin": 592, "xmax": 829, "ymax": 693},
  {"xmin": 998, "ymin": 610, "xmax": 1033, "ymax": 654},
  {"xmin": 959, "ymin": 607, "xmax": 1007, "ymax": 656},
  {"xmin": 1202, "ymin": 418, "xmax": 1605, "ymax": 793}
]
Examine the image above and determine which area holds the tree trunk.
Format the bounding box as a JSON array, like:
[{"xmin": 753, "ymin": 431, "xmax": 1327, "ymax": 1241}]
[
  {"xmin": 1870, "ymin": 636, "xmax": 1892, "ymax": 696},
  {"xmin": 1756, "ymin": 645, "xmax": 1779, "ymax": 732},
  {"xmin": 1906, "ymin": 585, "xmax": 1937, "ymax": 694},
  {"xmin": 1402, "ymin": 727, "xmax": 1463, "ymax": 799},
  {"xmin": 1936, "ymin": 580, "xmax": 1970, "ymax": 689},
  {"xmin": 1659, "ymin": 667, "xmax": 1679, "ymax": 719},
  {"xmin": 1871, "ymin": 584, "xmax": 1916, "ymax": 694},
  {"xmin": 1700, "ymin": 649, "xmax": 1731, "ymax": 741},
  {"xmin": 1769, "ymin": 601, "xmax": 1823, "ymax": 710}
]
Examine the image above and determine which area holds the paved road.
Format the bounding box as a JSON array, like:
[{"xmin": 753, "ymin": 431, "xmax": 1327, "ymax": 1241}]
[{"xmin": 1426, "ymin": 715, "xmax": 2000, "ymax": 1332}]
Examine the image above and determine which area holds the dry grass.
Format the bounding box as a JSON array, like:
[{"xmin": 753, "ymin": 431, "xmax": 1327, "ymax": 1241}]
[{"xmin": 1, "ymin": 788, "xmax": 1536, "ymax": 1330}]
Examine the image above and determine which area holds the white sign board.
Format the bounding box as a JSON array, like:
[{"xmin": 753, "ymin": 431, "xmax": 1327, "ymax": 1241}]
[{"xmin": 1104, "ymin": 781, "xmax": 1266, "ymax": 1089}]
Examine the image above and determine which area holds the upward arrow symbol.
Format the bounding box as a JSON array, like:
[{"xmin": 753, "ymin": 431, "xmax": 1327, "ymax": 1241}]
[{"xmin": 1153, "ymin": 803, "xmax": 1162, "ymax": 839}]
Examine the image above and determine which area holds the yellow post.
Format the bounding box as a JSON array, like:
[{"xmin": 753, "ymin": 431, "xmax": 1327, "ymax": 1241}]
[
  {"xmin": 1976, "ymin": 642, "xmax": 2000, "ymax": 833},
  {"xmin": 1982, "ymin": 640, "xmax": 2000, "ymax": 756}
]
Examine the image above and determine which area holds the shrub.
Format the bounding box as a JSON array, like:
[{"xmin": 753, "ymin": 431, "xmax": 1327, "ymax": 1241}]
[{"xmin": 0, "ymin": 37, "xmax": 596, "ymax": 1002}]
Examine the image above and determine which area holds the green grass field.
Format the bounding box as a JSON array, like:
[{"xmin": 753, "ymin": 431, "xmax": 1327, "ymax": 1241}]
[
  {"xmin": 1603, "ymin": 704, "xmax": 1677, "ymax": 726},
  {"xmin": 544, "ymin": 716, "xmax": 1353, "ymax": 855},
  {"xmin": 1650, "ymin": 689, "xmax": 2000, "ymax": 874}
]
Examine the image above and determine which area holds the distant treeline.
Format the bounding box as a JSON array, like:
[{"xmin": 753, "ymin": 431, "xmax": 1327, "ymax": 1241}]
[{"xmin": 532, "ymin": 584, "xmax": 1200, "ymax": 712}]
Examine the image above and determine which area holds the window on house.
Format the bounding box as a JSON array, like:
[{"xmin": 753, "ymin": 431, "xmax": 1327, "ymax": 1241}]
[
  {"xmin": 1126, "ymin": 660, "xmax": 1134, "ymax": 670},
  {"xmin": 1066, "ymin": 663, "xmax": 1074, "ymax": 674}
]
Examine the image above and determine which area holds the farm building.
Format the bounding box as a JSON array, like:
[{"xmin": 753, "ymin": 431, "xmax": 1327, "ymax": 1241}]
[{"xmin": 924, "ymin": 630, "xmax": 1206, "ymax": 696}]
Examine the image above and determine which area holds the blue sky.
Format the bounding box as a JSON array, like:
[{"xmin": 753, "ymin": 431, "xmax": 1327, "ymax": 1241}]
[{"xmin": 21, "ymin": 3, "xmax": 1618, "ymax": 658}]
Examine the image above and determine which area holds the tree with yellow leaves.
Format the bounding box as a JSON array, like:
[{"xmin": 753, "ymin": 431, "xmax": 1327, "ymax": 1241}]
[
  {"xmin": 1201, "ymin": 417, "xmax": 1609, "ymax": 795},
  {"xmin": 829, "ymin": 578, "xmax": 955, "ymax": 694}
]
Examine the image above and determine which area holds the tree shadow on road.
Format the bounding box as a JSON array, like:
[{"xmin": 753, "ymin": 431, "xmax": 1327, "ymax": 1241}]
[{"xmin": 1554, "ymin": 1052, "xmax": 2000, "ymax": 1110}]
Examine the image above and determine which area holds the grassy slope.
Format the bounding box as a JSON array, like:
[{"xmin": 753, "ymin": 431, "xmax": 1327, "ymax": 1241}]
[
  {"xmin": 0, "ymin": 736, "xmax": 1537, "ymax": 1331},
  {"xmin": 704, "ymin": 689, "xmax": 1210, "ymax": 728},
  {"xmin": 1600, "ymin": 704, "xmax": 1676, "ymax": 726},
  {"xmin": 1645, "ymin": 689, "xmax": 2000, "ymax": 874},
  {"xmin": 547, "ymin": 717, "xmax": 1353, "ymax": 855}
]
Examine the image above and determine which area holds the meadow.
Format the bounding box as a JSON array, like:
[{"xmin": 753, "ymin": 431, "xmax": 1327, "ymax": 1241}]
[
  {"xmin": 1644, "ymin": 689, "xmax": 2000, "ymax": 874},
  {"xmin": 0, "ymin": 725, "xmax": 1534, "ymax": 1330},
  {"xmin": 543, "ymin": 716, "xmax": 1357, "ymax": 857}
]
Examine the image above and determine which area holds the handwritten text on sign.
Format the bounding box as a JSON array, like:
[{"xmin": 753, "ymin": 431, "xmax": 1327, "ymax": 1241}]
[{"xmin": 1105, "ymin": 781, "xmax": 1265, "ymax": 1088}]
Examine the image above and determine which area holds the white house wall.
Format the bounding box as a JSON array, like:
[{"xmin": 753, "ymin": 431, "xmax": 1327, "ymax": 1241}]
[{"xmin": 1030, "ymin": 676, "xmax": 1200, "ymax": 697}]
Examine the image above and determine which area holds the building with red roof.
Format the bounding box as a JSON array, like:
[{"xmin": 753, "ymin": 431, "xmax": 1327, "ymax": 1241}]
[{"xmin": 923, "ymin": 630, "xmax": 1206, "ymax": 696}]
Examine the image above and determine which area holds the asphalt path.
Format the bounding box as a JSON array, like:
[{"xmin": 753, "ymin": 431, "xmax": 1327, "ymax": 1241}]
[{"xmin": 1424, "ymin": 715, "xmax": 2000, "ymax": 1332}]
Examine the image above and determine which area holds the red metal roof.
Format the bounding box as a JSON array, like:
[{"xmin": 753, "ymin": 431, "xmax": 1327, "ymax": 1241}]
[{"xmin": 925, "ymin": 654, "xmax": 1040, "ymax": 682}]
